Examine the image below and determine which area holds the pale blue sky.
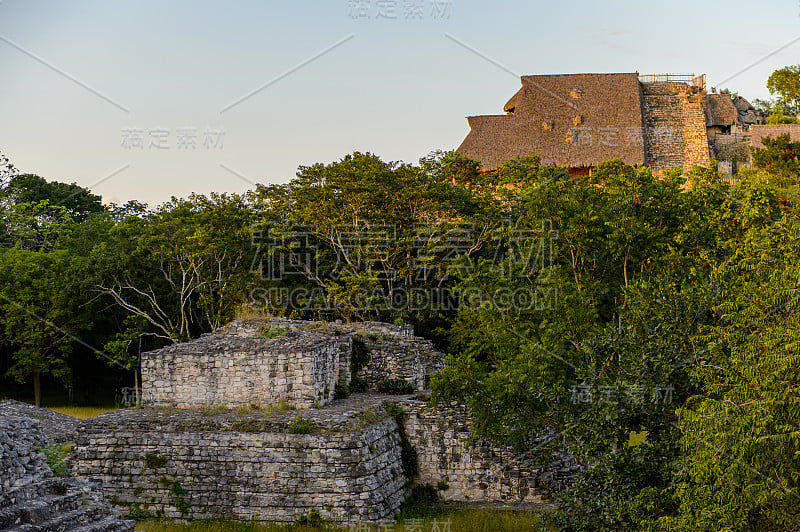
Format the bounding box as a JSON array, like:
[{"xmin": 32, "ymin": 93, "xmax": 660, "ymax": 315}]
[{"xmin": 1, "ymin": 0, "xmax": 798, "ymax": 205}]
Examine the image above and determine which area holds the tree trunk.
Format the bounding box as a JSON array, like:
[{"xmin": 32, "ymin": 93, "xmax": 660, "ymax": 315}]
[
  {"xmin": 134, "ymin": 370, "xmax": 140, "ymax": 406},
  {"xmin": 33, "ymin": 371, "xmax": 41, "ymax": 407}
]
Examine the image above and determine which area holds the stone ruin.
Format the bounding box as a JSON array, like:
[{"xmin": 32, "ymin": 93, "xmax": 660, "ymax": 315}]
[
  {"xmin": 141, "ymin": 318, "xmax": 446, "ymax": 409},
  {"xmin": 63, "ymin": 319, "xmax": 579, "ymax": 525},
  {"xmin": 0, "ymin": 400, "xmax": 135, "ymax": 531}
]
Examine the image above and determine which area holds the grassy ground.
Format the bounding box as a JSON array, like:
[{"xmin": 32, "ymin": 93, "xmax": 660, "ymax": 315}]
[
  {"xmin": 137, "ymin": 509, "xmax": 546, "ymax": 531},
  {"xmin": 45, "ymin": 406, "xmax": 119, "ymax": 419}
]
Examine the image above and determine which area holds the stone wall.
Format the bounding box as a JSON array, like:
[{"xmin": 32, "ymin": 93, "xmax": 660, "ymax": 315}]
[
  {"xmin": 397, "ymin": 398, "xmax": 580, "ymax": 506},
  {"xmin": 1, "ymin": 414, "xmax": 51, "ymax": 495},
  {"xmin": 142, "ymin": 331, "xmax": 340, "ymax": 409},
  {"xmin": 1, "ymin": 405, "xmax": 135, "ymax": 531},
  {"xmin": 71, "ymin": 404, "xmax": 406, "ymax": 524},
  {"xmin": 641, "ymin": 82, "xmax": 710, "ymax": 172},
  {"xmin": 710, "ymin": 129, "xmax": 751, "ymax": 174},
  {"xmin": 357, "ymin": 340, "xmax": 426, "ymax": 391},
  {"xmin": 218, "ymin": 318, "xmax": 447, "ymax": 392},
  {"xmin": 676, "ymin": 84, "xmax": 711, "ymax": 169},
  {"xmin": 0, "ymin": 399, "xmax": 81, "ymax": 444}
]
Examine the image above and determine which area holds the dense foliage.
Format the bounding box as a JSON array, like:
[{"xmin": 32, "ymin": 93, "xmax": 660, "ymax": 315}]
[{"xmin": 1, "ymin": 135, "xmax": 799, "ymax": 529}]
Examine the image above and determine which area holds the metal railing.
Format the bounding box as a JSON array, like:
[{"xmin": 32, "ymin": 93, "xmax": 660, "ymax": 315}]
[{"xmin": 638, "ymin": 73, "xmax": 706, "ymax": 90}]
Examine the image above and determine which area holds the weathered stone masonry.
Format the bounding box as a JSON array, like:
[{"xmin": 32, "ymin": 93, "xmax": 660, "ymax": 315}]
[
  {"xmin": 398, "ymin": 398, "xmax": 579, "ymax": 505},
  {"xmin": 213, "ymin": 318, "xmax": 447, "ymax": 392},
  {"xmin": 142, "ymin": 332, "xmax": 340, "ymax": 409},
  {"xmin": 72, "ymin": 319, "xmax": 576, "ymax": 525},
  {"xmin": 71, "ymin": 404, "xmax": 406, "ymax": 524},
  {"xmin": 0, "ymin": 403, "xmax": 135, "ymax": 531}
]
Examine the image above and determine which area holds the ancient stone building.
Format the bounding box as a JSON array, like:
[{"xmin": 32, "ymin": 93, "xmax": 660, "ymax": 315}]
[
  {"xmin": 141, "ymin": 318, "xmax": 446, "ymax": 409},
  {"xmin": 72, "ymin": 319, "xmax": 579, "ymax": 525},
  {"xmin": 457, "ymin": 72, "xmax": 722, "ymax": 175}
]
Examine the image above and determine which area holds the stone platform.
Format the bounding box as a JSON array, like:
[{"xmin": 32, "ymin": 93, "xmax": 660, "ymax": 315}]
[
  {"xmin": 70, "ymin": 395, "xmax": 407, "ymax": 524},
  {"xmin": 70, "ymin": 394, "xmax": 578, "ymax": 524}
]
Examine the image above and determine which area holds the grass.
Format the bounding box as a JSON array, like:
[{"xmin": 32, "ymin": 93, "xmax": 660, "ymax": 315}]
[
  {"xmin": 136, "ymin": 509, "xmax": 546, "ymax": 531},
  {"xmin": 256, "ymin": 325, "xmax": 290, "ymax": 339},
  {"xmin": 45, "ymin": 406, "xmax": 119, "ymax": 419},
  {"xmin": 235, "ymin": 399, "xmax": 295, "ymax": 416}
]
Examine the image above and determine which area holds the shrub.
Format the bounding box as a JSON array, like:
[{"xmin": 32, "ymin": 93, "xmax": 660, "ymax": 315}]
[
  {"xmin": 350, "ymin": 338, "xmax": 370, "ymax": 374},
  {"xmin": 144, "ymin": 452, "xmax": 168, "ymax": 469},
  {"xmin": 398, "ymin": 484, "xmax": 441, "ymax": 519},
  {"xmin": 256, "ymin": 325, "xmax": 290, "ymax": 339},
  {"xmin": 401, "ymin": 444, "xmax": 419, "ymax": 478},
  {"xmin": 41, "ymin": 442, "xmax": 71, "ymax": 478},
  {"xmin": 350, "ymin": 377, "xmax": 368, "ymax": 393},
  {"xmin": 296, "ymin": 509, "xmax": 324, "ymax": 526},
  {"xmin": 287, "ymin": 415, "xmax": 315, "ymax": 434},
  {"xmin": 386, "ymin": 403, "xmax": 418, "ymax": 480},
  {"xmin": 333, "ymin": 384, "xmax": 351, "ymax": 400},
  {"xmin": 378, "ymin": 379, "xmax": 414, "ymax": 394},
  {"xmin": 169, "ymin": 481, "xmax": 191, "ymax": 516}
]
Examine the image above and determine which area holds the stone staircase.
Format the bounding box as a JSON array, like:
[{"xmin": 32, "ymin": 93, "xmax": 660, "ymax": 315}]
[
  {"xmin": 1, "ymin": 409, "xmax": 136, "ymax": 532},
  {"xmin": 0, "ymin": 478, "xmax": 135, "ymax": 531},
  {"xmin": 641, "ymin": 82, "xmax": 710, "ymax": 172}
]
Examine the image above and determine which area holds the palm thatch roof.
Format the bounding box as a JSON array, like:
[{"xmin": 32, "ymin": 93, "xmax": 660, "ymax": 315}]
[
  {"xmin": 732, "ymin": 96, "xmax": 755, "ymax": 113},
  {"xmin": 750, "ymin": 124, "xmax": 800, "ymax": 149},
  {"xmin": 457, "ymin": 73, "xmax": 646, "ymax": 170},
  {"xmin": 702, "ymin": 94, "xmax": 738, "ymax": 127}
]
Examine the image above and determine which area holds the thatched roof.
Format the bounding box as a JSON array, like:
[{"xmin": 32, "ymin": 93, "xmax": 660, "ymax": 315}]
[
  {"xmin": 703, "ymin": 94, "xmax": 738, "ymax": 127},
  {"xmin": 750, "ymin": 124, "xmax": 800, "ymax": 149},
  {"xmin": 503, "ymin": 89, "xmax": 523, "ymax": 113},
  {"xmin": 732, "ymin": 96, "xmax": 755, "ymax": 113},
  {"xmin": 457, "ymin": 73, "xmax": 646, "ymax": 170}
]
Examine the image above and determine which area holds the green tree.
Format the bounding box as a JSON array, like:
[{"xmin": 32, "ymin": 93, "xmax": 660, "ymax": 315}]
[
  {"xmin": 431, "ymin": 160, "xmax": 754, "ymax": 530},
  {"xmin": 656, "ymin": 179, "xmax": 800, "ymax": 531},
  {"xmin": 767, "ymin": 65, "xmax": 800, "ymax": 116},
  {"xmin": 95, "ymin": 193, "xmax": 254, "ymax": 341},
  {"xmin": 0, "ymin": 248, "xmax": 86, "ymax": 406},
  {"xmin": 750, "ymin": 133, "xmax": 800, "ymax": 188},
  {"xmin": 0, "ymin": 152, "xmax": 16, "ymax": 188},
  {"xmin": 250, "ymin": 152, "xmax": 495, "ymax": 330},
  {"xmin": 2, "ymin": 174, "xmax": 104, "ymax": 222}
]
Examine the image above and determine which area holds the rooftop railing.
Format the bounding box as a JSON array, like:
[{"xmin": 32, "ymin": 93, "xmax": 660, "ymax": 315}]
[{"xmin": 639, "ymin": 73, "xmax": 706, "ymax": 90}]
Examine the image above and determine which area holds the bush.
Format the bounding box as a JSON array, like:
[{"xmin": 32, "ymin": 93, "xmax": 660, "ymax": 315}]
[
  {"xmin": 169, "ymin": 481, "xmax": 191, "ymax": 516},
  {"xmin": 41, "ymin": 442, "xmax": 71, "ymax": 478},
  {"xmin": 296, "ymin": 509, "xmax": 323, "ymax": 526},
  {"xmin": 333, "ymin": 384, "xmax": 351, "ymax": 400},
  {"xmin": 378, "ymin": 379, "xmax": 414, "ymax": 394},
  {"xmin": 401, "ymin": 444, "xmax": 419, "ymax": 478},
  {"xmin": 350, "ymin": 377, "xmax": 368, "ymax": 393},
  {"xmin": 386, "ymin": 403, "xmax": 418, "ymax": 480},
  {"xmin": 144, "ymin": 452, "xmax": 169, "ymax": 469},
  {"xmin": 398, "ymin": 484, "xmax": 441, "ymax": 520},
  {"xmin": 256, "ymin": 325, "xmax": 290, "ymax": 339},
  {"xmin": 287, "ymin": 415, "xmax": 315, "ymax": 434},
  {"xmin": 350, "ymin": 338, "xmax": 370, "ymax": 374}
]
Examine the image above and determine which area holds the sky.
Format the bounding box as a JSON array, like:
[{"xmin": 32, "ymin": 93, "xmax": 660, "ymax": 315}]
[{"xmin": 1, "ymin": 0, "xmax": 799, "ymax": 206}]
